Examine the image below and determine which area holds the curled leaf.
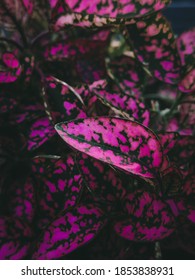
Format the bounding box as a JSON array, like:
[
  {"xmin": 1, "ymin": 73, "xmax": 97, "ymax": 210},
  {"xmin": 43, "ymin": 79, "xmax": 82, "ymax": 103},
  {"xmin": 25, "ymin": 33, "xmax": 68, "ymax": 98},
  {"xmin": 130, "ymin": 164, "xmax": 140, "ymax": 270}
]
[{"xmin": 55, "ymin": 117, "xmax": 163, "ymax": 178}]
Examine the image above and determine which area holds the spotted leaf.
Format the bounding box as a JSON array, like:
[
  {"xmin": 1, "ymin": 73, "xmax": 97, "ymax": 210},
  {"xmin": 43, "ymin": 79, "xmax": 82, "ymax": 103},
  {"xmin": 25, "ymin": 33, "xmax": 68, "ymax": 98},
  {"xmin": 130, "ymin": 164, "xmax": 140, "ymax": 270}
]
[
  {"xmin": 92, "ymin": 87, "xmax": 150, "ymax": 126},
  {"xmin": 179, "ymin": 69, "xmax": 195, "ymax": 93},
  {"xmin": 0, "ymin": 52, "xmax": 22, "ymax": 83},
  {"xmin": 27, "ymin": 117, "xmax": 56, "ymax": 151},
  {"xmin": 32, "ymin": 204, "xmax": 106, "ymax": 260},
  {"xmin": 177, "ymin": 28, "xmax": 195, "ymax": 67},
  {"xmin": 107, "ymin": 56, "xmax": 146, "ymax": 97},
  {"xmin": 32, "ymin": 154, "xmax": 83, "ymax": 229},
  {"xmin": 0, "ymin": 216, "xmax": 32, "ymax": 259},
  {"xmin": 45, "ymin": 76, "xmax": 87, "ymax": 124},
  {"xmin": 76, "ymin": 153, "xmax": 127, "ymax": 207},
  {"xmin": 127, "ymin": 13, "xmax": 181, "ymax": 84},
  {"xmin": 7, "ymin": 177, "xmax": 35, "ymax": 223},
  {"xmin": 21, "ymin": 0, "xmax": 33, "ymax": 14},
  {"xmin": 55, "ymin": 117, "xmax": 164, "ymax": 178},
  {"xmin": 114, "ymin": 191, "xmax": 175, "ymax": 241},
  {"xmin": 64, "ymin": 0, "xmax": 171, "ymax": 19}
]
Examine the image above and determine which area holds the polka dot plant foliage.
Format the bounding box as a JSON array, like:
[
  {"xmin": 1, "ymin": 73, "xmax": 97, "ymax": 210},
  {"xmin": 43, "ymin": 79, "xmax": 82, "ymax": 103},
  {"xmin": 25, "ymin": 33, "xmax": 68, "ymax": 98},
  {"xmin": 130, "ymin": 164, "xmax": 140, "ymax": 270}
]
[{"xmin": 0, "ymin": 0, "xmax": 194, "ymax": 260}]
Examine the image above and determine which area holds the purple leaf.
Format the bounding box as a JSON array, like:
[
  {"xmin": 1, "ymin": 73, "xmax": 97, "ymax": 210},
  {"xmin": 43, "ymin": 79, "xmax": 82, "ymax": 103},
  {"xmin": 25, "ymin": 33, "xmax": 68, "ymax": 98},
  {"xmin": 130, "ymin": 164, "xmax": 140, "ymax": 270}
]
[
  {"xmin": 177, "ymin": 28, "xmax": 195, "ymax": 67},
  {"xmin": 52, "ymin": 0, "xmax": 171, "ymax": 29},
  {"xmin": 0, "ymin": 52, "xmax": 22, "ymax": 83},
  {"xmin": 21, "ymin": 0, "xmax": 33, "ymax": 14},
  {"xmin": 179, "ymin": 69, "xmax": 195, "ymax": 93},
  {"xmin": 55, "ymin": 117, "xmax": 164, "ymax": 178},
  {"xmin": 127, "ymin": 13, "xmax": 181, "ymax": 84},
  {"xmin": 0, "ymin": 240, "xmax": 30, "ymax": 260},
  {"xmin": 114, "ymin": 191, "xmax": 175, "ymax": 241},
  {"xmin": 93, "ymin": 87, "xmax": 150, "ymax": 126},
  {"xmin": 32, "ymin": 204, "xmax": 106, "ymax": 260},
  {"xmin": 32, "ymin": 154, "xmax": 83, "ymax": 229},
  {"xmin": 8, "ymin": 177, "xmax": 35, "ymax": 223},
  {"xmin": 45, "ymin": 76, "xmax": 87, "ymax": 123},
  {"xmin": 64, "ymin": 0, "xmax": 171, "ymax": 18},
  {"xmin": 108, "ymin": 56, "xmax": 146, "ymax": 97},
  {"xmin": 27, "ymin": 117, "xmax": 56, "ymax": 151},
  {"xmin": 76, "ymin": 153, "xmax": 127, "ymax": 207}
]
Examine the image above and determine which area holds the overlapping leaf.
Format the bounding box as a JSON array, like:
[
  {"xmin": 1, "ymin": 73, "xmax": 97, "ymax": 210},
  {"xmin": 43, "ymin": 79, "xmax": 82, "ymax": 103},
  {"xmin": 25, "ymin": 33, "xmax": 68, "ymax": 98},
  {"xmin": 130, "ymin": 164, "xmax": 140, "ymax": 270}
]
[
  {"xmin": 0, "ymin": 51, "xmax": 22, "ymax": 83},
  {"xmin": 32, "ymin": 154, "xmax": 83, "ymax": 229},
  {"xmin": 76, "ymin": 153, "xmax": 127, "ymax": 208},
  {"xmin": 114, "ymin": 191, "xmax": 175, "ymax": 241},
  {"xmin": 52, "ymin": 0, "xmax": 171, "ymax": 29},
  {"xmin": 92, "ymin": 87, "xmax": 150, "ymax": 126},
  {"xmin": 32, "ymin": 204, "xmax": 106, "ymax": 259},
  {"xmin": 45, "ymin": 76, "xmax": 87, "ymax": 124},
  {"xmin": 55, "ymin": 117, "xmax": 164, "ymax": 178},
  {"xmin": 64, "ymin": 0, "xmax": 171, "ymax": 19},
  {"xmin": 108, "ymin": 56, "xmax": 146, "ymax": 97},
  {"xmin": 127, "ymin": 13, "xmax": 181, "ymax": 84}
]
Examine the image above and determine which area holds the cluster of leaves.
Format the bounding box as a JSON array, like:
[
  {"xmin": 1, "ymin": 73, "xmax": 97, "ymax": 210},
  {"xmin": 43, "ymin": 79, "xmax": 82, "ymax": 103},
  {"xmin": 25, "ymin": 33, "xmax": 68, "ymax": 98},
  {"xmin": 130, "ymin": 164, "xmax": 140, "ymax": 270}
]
[{"xmin": 0, "ymin": 0, "xmax": 194, "ymax": 260}]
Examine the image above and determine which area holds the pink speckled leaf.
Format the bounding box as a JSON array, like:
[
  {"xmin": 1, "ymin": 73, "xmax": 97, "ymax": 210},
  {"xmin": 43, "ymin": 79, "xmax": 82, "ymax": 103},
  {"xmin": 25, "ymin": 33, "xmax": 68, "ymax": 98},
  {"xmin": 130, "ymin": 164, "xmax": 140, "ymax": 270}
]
[
  {"xmin": 177, "ymin": 28, "xmax": 195, "ymax": 67},
  {"xmin": 55, "ymin": 117, "xmax": 163, "ymax": 178},
  {"xmin": 52, "ymin": 0, "xmax": 171, "ymax": 29},
  {"xmin": 32, "ymin": 154, "xmax": 83, "ymax": 230},
  {"xmin": 179, "ymin": 94, "xmax": 195, "ymax": 126},
  {"xmin": 127, "ymin": 13, "xmax": 181, "ymax": 84},
  {"xmin": 21, "ymin": 0, "xmax": 33, "ymax": 14},
  {"xmin": 167, "ymin": 136, "xmax": 195, "ymax": 166},
  {"xmin": 27, "ymin": 117, "xmax": 56, "ymax": 151},
  {"xmin": 93, "ymin": 87, "xmax": 150, "ymax": 126},
  {"xmin": 179, "ymin": 69, "xmax": 195, "ymax": 93},
  {"xmin": 44, "ymin": 38, "xmax": 107, "ymax": 83},
  {"xmin": 0, "ymin": 241, "xmax": 30, "ymax": 260},
  {"xmin": 0, "ymin": 52, "xmax": 21, "ymax": 83},
  {"xmin": 32, "ymin": 204, "xmax": 106, "ymax": 260},
  {"xmin": 108, "ymin": 56, "xmax": 146, "ymax": 97},
  {"xmin": 114, "ymin": 191, "xmax": 175, "ymax": 241},
  {"xmin": 0, "ymin": 216, "xmax": 32, "ymax": 259},
  {"xmin": 45, "ymin": 76, "xmax": 87, "ymax": 123},
  {"xmin": 64, "ymin": 0, "xmax": 171, "ymax": 19},
  {"xmin": 158, "ymin": 132, "xmax": 179, "ymax": 155},
  {"xmin": 76, "ymin": 153, "xmax": 127, "ymax": 207},
  {"xmin": 8, "ymin": 177, "xmax": 35, "ymax": 223}
]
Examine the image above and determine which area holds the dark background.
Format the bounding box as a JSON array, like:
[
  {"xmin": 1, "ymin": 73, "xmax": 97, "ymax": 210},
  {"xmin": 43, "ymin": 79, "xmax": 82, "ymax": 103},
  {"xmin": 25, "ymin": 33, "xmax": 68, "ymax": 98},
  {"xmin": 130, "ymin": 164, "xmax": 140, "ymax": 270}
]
[{"xmin": 164, "ymin": 0, "xmax": 195, "ymax": 34}]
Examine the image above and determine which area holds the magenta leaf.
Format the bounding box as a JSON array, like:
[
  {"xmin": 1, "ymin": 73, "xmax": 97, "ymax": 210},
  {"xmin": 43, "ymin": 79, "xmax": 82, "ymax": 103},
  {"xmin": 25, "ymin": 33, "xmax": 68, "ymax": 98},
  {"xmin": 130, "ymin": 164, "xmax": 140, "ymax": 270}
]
[
  {"xmin": 45, "ymin": 76, "xmax": 87, "ymax": 123},
  {"xmin": 177, "ymin": 28, "xmax": 195, "ymax": 67},
  {"xmin": 32, "ymin": 154, "xmax": 83, "ymax": 229},
  {"xmin": 127, "ymin": 13, "xmax": 181, "ymax": 84},
  {"xmin": 108, "ymin": 56, "xmax": 146, "ymax": 97},
  {"xmin": 44, "ymin": 38, "xmax": 107, "ymax": 83},
  {"xmin": 76, "ymin": 153, "xmax": 127, "ymax": 207},
  {"xmin": 0, "ymin": 217, "xmax": 32, "ymax": 259},
  {"xmin": 21, "ymin": 0, "xmax": 33, "ymax": 14},
  {"xmin": 64, "ymin": 0, "xmax": 171, "ymax": 18},
  {"xmin": 0, "ymin": 241, "xmax": 30, "ymax": 260},
  {"xmin": 7, "ymin": 177, "xmax": 35, "ymax": 223},
  {"xmin": 179, "ymin": 94, "xmax": 195, "ymax": 127},
  {"xmin": 179, "ymin": 69, "xmax": 195, "ymax": 93},
  {"xmin": 27, "ymin": 117, "xmax": 56, "ymax": 151},
  {"xmin": 158, "ymin": 132, "xmax": 179, "ymax": 155},
  {"xmin": 32, "ymin": 204, "xmax": 106, "ymax": 260},
  {"xmin": 55, "ymin": 117, "xmax": 163, "ymax": 178},
  {"xmin": 0, "ymin": 52, "xmax": 22, "ymax": 83},
  {"xmin": 114, "ymin": 191, "xmax": 175, "ymax": 241},
  {"xmin": 92, "ymin": 87, "xmax": 150, "ymax": 126},
  {"xmin": 52, "ymin": 0, "xmax": 171, "ymax": 29}
]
